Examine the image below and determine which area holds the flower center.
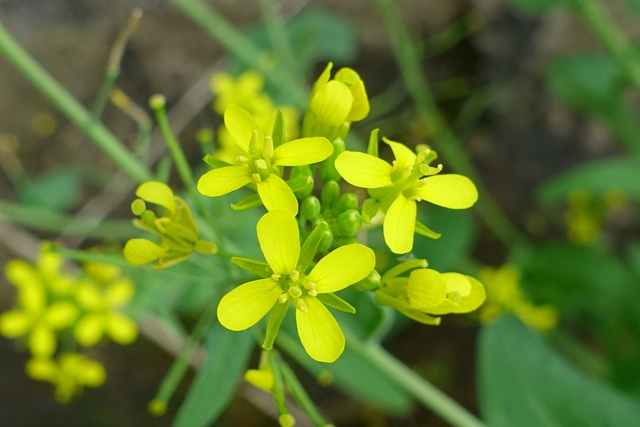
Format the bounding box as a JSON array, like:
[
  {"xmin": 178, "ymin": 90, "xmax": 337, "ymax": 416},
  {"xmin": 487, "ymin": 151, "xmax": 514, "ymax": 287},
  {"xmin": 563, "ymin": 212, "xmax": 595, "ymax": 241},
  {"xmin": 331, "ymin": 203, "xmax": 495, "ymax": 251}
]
[{"xmin": 273, "ymin": 269, "xmax": 318, "ymax": 311}]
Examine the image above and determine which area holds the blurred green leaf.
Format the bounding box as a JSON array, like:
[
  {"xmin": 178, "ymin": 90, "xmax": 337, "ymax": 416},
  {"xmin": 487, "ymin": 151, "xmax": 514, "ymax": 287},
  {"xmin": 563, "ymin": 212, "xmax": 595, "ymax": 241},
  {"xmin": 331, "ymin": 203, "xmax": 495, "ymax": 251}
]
[
  {"xmin": 536, "ymin": 157, "xmax": 640, "ymax": 204},
  {"xmin": 173, "ymin": 326, "xmax": 253, "ymax": 427},
  {"xmin": 21, "ymin": 169, "xmax": 82, "ymax": 212},
  {"xmin": 479, "ymin": 316, "xmax": 640, "ymax": 427},
  {"xmin": 414, "ymin": 205, "xmax": 475, "ymax": 271},
  {"xmin": 508, "ymin": 0, "xmax": 574, "ymax": 13}
]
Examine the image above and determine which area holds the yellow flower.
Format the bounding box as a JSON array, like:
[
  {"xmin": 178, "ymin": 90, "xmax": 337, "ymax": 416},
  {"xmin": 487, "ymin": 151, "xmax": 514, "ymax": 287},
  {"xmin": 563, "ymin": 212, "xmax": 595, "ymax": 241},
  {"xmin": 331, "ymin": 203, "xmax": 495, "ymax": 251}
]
[
  {"xmin": 335, "ymin": 137, "xmax": 478, "ymax": 254},
  {"xmin": 26, "ymin": 353, "xmax": 106, "ymax": 403},
  {"xmin": 197, "ymin": 105, "xmax": 333, "ymax": 215},
  {"xmin": 124, "ymin": 181, "xmax": 217, "ymax": 268},
  {"xmin": 73, "ymin": 262, "xmax": 137, "ymax": 347},
  {"xmin": 375, "ymin": 263, "xmax": 485, "ymax": 324},
  {"xmin": 302, "ymin": 62, "xmax": 370, "ymax": 141},
  {"xmin": 479, "ymin": 264, "xmax": 559, "ymax": 331},
  {"xmin": 217, "ymin": 211, "xmax": 375, "ymax": 362},
  {"xmin": 210, "ymin": 71, "xmax": 300, "ymax": 163},
  {"xmin": 0, "ymin": 251, "xmax": 78, "ymax": 356}
]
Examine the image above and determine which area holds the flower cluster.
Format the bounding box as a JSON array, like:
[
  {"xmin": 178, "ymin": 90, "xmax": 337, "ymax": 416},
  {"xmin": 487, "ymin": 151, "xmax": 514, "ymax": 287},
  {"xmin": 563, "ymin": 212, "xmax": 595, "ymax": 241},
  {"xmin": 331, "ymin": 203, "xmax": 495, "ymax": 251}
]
[
  {"xmin": 478, "ymin": 264, "xmax": 558, "ymax": 331},
  {"xmin": 124, "ymin": 181, "xmax": 217, "ymax": 268},
  {"xmin": 0, "ymin": 244, "xmax": 137, "ymax": 401}
]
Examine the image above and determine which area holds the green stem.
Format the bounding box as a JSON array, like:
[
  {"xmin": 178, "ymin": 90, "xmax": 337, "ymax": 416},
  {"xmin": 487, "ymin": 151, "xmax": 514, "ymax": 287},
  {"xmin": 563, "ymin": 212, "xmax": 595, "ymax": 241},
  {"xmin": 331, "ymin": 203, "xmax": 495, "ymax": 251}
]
[
  {"xmin": 375, "ymin": 0, "xmax": 529, "ymax": 251},
  {"xmin": 0, "ymin": 199, "xmax": 138, "ymax": 239},
  {"xmin": 346, "ymin": 332, "xmax": 487, "ymax": 427},
  {"xmin": 169, "ymin": 0, "xmax": 307, "ymax": 108},
  {"xmin": 574, "ymin": 0, "xmax": 640, "ymax": 91},
  {"xmin": 0, "ymin": 21, "xmax": 152, "ymax": 183}
]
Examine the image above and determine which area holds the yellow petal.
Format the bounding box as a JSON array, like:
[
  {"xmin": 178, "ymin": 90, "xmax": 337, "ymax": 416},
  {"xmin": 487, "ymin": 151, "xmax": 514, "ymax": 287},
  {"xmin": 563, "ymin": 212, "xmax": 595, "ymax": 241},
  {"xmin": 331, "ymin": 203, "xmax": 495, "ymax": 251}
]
[
  {"xmin": 224, "ymin": 105, "xmax": 262, "ymax": 152},
  {"xmin": 334, "ymin": 152, "xmax": 393, "ymax": 188},
  {"xmin": 310, "ymin": 80, "xmax": 353, "ymax": 126},
  {"xmin": 105, "ymin": 279, "xmax": 135, "ymax": 307},
  {"xmin": 427, "ymin": 275, "xmax": 486, "ymax": 315},
  {"xmin": 135, "ymin": 181, "xmax": 175, "ymax": 213},
  {"xmin": 107, "ymin": 314, "xmax": 138, "ymax": 344},
  {"xmin": 308, "ymin": 244, "xmax": 375, "ymax": 293},
  {"xmin": 29, "ymin": 326, "xmax": 56, "ymax": 356},
  {"xmin": 74, "ymin": 314, "xmax": 105, "ymax": 346},
  {"xmin": 257, "ymin": 211, "xmax": 300, "ymax": 274},
  {"xmin": 442, "ymin": 272, "xmax": 471, "ymax": 296},
  {"xmin": 311, "ymin": 62, "xmax": 333, "ymax": 95},
  {"xmin": 406, "ymin": 269, "xmax": 447, "ymax": 310},
  {"xmin": 414, "ymin": 174, "xmax": 478, "ymax": 209},
  {"xmin": 256, "ymin": 175, "xmax": 298, "ymax": 215},
  {"xmin": 197, "ymin": 166, "xmax": 252, "ymax": 197},
  {"xmin": 217, "ymin": 278, "xmax": 281, "ymax": 331},
  {"xmin": 44, "ymin": 302, "xmax": 78, "ymax": 329},
  {"xmin": 26, "ymin": 357, "xmax": 57, "ymax": 381},
  {"xmin": 78, "ymin": 357, "xmax": 106, "ymax": 387},
  {"xmin": 384, "ymin": 194, "xmax": 417, "ymax": 254},
  {"xmin": 5, "ymin": 258, "xmax": 40, "ymax": 288},
  {"xmin": 0, "ymin": 310, "xmax": 31, "ymax": 337},
  {"xmin": 123, "ymin": 239, "xmax": 167, "ymax": 266},
  {"xmin": 383, "ymin": 138, "xmax": 417, "ymax": 172},
  {"xmin": 272, "ymin": 137, "xmax": 333, "ymax": 166},
  {"xmin": 295, "ymin": 296, "xmax": 345, "ymax": 363},
  {"xmin": 335, "ymin": 68, "xmax": 369, "ymax": 122}
]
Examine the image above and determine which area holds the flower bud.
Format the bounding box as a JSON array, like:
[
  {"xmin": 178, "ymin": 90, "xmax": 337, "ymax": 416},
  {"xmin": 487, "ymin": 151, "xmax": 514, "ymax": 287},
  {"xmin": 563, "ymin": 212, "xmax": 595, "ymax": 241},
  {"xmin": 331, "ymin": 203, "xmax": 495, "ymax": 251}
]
[
  {"xmin": 290, "ymin": 165, "xmax": 314, "ymax": 199},
  {"xmin": 317, "ymin": 228, "xmax": 333, "ymax": 253},
  {"xmin": 337, "ymin": 209, "xmax": 362, "ymax": 236},
  {"xmin": 352, "ymin": 269, "xmax": 381, "ymax": 291},
  {"xmin": 301, "ymin": 196, "xmax": 321, "ymax": 221},
  {"xmin": 321, "ymin": 180, "xmax": 340, "ymax": 206},
  {"xmin": 334, "ymin": 192, "xmax": 358, "ymax": 214},
  {"xmin": 319, "ymin": 138, "xmax": 345, "ymax": 183}
]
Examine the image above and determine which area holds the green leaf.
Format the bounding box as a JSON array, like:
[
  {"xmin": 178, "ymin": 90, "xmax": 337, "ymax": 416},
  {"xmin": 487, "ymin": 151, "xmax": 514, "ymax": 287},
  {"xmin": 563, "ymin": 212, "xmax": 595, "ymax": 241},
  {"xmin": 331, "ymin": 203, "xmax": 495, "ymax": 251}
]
[
  {"xmin": 479, "ymin": 316, "xmax": 640, "ymax": 427},
  {"xmin": 173, "ymin": 326, "xmax": 253, "ymax": 427},
  {"xmin": 508, "ymin": 0, "xmax": 575, "ymax": 13},
  {"xmin": 21, "ymin": 169, "xmax": 82, "ymax": 212},
  {"xmin": 536, "ymin": 157, "xmax": 640, "ymax": 204}
]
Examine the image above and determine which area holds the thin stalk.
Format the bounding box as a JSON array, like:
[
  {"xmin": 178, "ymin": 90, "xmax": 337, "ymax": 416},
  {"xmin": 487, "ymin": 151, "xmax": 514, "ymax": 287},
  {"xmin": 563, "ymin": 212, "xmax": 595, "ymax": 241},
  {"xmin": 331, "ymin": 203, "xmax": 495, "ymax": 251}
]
[
  {"xmin": 169, "ymin": 0, "xmax": 307, "ymax": 108},
  {"xmin": 375, "ymin": 0, "xmax": 529, "ymax": 251},
  {"xmin": 573, "ymin": 0, "xmax": 640, "ymax": 91},
  {"xmin": 0, "ymin": 21, "xmax": 152, "ymax": 183},
  {"xmin": 345, "ymin": 330, "xmax": 488, "ymax": 427}
]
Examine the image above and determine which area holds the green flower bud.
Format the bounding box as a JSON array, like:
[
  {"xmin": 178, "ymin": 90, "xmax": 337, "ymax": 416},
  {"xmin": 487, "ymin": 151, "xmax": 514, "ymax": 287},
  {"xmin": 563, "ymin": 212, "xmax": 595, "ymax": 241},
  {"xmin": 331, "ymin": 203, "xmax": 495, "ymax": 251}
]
[
  {"xmin": 334, "ymin": 192, "xmax": 359, "ymax": 214},
  {"xmin": 321, "ymin": 180, "xmax": 340, "ymax": 206},
  {"xmin": 301, "ymin": 196, "xmax": 321, "ymax": 221},
  {"xmin": 319, "ymin": 138, "xmax": 346, "ymax": 183},
  {"xmin": 334, "ymin": 236, "xmax": 358, "ymax": 246},
  {"xmin": 352, "ymin": 269, "xmax": 381, "ymax": 292},
  {"xmin": 290, "ymin": 165, "xmax": 314, "ymax": 199},
  {"xmin": 337, "ymin": 209, "xmax": 362, "ymax": 236}
]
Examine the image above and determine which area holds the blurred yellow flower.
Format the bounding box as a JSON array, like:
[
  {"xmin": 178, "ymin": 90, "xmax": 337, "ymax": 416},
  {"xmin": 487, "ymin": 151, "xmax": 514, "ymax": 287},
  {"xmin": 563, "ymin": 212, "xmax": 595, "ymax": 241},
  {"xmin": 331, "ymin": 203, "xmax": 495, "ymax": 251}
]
[
  {"xmin": 479, "ymin": 264, "xmax": 559, "ymax": 331},
  {"xmin": 26, "ymin": 353, "xmax": 106, "ymax": 403}
]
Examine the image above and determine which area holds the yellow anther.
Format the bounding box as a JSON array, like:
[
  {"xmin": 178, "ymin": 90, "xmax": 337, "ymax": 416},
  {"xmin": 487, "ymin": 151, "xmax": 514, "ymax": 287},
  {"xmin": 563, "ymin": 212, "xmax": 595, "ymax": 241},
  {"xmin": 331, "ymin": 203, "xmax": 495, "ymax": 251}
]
[
  {"xmin": 271, "ymin": 274, "xmax": 282, "ymax": 281},
  {"xmin": 308, "ymin": 281, "xmax": 317, "ymax": 291},
  {"xmin": 235, "ymin": 155, "xmax": 250, "ymax": 164},
  {"xmin": 296, "ymin": 299, "xmax": 308, "ymax": 312},
  {"xmin": 289, "ymin": 270, "xmax": 300, "ymax": 282},
  {"xmin": 278, "ymin": 294, "xmax": 289, "ymax": 303},
  {"xmin": 263, "ymin": 135, "xmax": 274, "ymax": 158},
  {"xmin": 249, "ymin": 129, "xmax": 260, "ymax": 150},
  {"xmin": 254, "ymin": 159, "xmax": 268, "ymax": 170},
  {"xmin": 252, "ymin": 173, "xmax": 262, "ymax": 184},
  {"xmin": 308, "ymin": 290, "xmax": 318, "ymax": 297}
]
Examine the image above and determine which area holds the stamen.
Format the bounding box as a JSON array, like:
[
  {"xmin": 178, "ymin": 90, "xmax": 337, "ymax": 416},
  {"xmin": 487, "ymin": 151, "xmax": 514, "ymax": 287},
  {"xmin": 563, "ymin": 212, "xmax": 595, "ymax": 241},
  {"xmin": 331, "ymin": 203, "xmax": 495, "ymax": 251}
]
[
  {"xmin": 308, "ymin": 290, "xmax": 318, "ymax": 297},
  {"xmin": 271, "ymin": 273, "xmax": 281, "ymax": 281},
  {"xmin": 446, "ymin": 291, "xmax": 462, "ymax": 304},
  {"xmin": 288, "ymin": 286, "xmax": 302, "ymax": 298},
  {"xmin": 251, "ymin": 173, "xmax": 262, "ymax": 184},
  {"xmin": 263, "ymin": 135, "xmax": 274, "ymax": 158},
  {"xmin": 296, "ymin": 299, "xmax": 308, "ymax": 312},
  {"xmin": 289, "ymin": 270, "xmax": 300, "ymax": 282},
  {"xmin": 254, "ymin": 159, "xmax": 268, "ymax": 170},
  {"xmin": 278, "ymin": 294, "xmax": 289, "ymax": 303},
  {"xmin": 308, "ymin": 281, "xmax": 317, "ymax": 291},
  {"xmin": 235, "ymin": 155, "xmax": 249, "ymax": 164}
]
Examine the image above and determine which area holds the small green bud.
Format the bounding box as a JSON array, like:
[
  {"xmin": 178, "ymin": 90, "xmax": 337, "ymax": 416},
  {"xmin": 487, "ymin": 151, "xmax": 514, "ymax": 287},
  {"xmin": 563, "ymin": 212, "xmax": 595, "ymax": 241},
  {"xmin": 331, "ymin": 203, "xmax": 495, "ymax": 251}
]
[
  {"xmin": 301, "ymin": 196, "xmax": 321, "ymax": 221},
  {"xmin": 352, "ymin": 269, "xmax": 381, "ymax": 291},
  {"xmin": 337, "ymin": 209, "xmax": 362, "ymax": 236},
  {"xmin": 334, "ymin": 236, "xmax": 357, "ymax": 246},
  {"xmin": 290, "ymin": 165, "xmax": 314, "ymax": 199},
  {"xmin": 131, "ymin": 198, "xmax": 146, "ymax": 215},
  {"xmin": 279, "ymin": 414, "xmax": 296, "ymax": 427},
  {"xmin": 319, "ymin": 138, "xmax": 346, "ymax": 182},
  {"xmin": 321, "ymin": 180, "xmax": 340, "ymax": 206},
  {"xmin": 318, "ymin": 228, "xmax": 333, "ymax": 253},
  {"xmin": 334, "ymin": 192, "xmax": 359, "ymax": 214}
]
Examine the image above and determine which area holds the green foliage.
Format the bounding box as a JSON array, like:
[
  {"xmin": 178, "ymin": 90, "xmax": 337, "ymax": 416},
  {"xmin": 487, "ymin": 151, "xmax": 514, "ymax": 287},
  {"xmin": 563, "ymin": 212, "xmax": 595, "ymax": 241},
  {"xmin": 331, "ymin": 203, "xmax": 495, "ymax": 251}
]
[
  {"xmin": 20, "ymin": 169, "xmax": 82, "ymax": 212},
  {"xmin": 174, "ymin": 326, "xmax": 253, "ymax": 427},
  {"xmin": 508, "ymin": 0, "xmax": 574, "ymax": 13},
  {"xmin": 479, "ymin": 316, "xmax": 640, "ymax": 426}
]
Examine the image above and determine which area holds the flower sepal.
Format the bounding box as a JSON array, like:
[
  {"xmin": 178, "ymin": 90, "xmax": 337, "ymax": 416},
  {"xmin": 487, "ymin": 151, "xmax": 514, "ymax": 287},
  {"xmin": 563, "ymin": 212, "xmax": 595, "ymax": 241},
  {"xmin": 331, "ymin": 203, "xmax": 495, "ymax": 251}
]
[
  {"xmin": 316, "ymin": 292, "xmax": 356, "ymax": 314},
  {"xmin": 415, "ymin": 220, "xmax": 442, "ymax": 239},
  {"xmin": 231, "ymin": 257, "xmax": 273, "ymax": 278}
]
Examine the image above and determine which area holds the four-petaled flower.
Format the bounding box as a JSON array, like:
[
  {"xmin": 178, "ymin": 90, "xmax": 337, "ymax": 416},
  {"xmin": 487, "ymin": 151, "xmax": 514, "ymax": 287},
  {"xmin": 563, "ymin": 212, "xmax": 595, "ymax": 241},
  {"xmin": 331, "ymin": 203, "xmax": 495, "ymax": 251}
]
[
  {"xmin": 197, "ymin": 105, "xmax": 333, "ymax": 215},
  {"xmin": 335, "ymin": 137, "xmax": 478, "ymax": 254},
  {"xmin": 217, "ymin": 210, "xmax": 375, "ymax": 362}
]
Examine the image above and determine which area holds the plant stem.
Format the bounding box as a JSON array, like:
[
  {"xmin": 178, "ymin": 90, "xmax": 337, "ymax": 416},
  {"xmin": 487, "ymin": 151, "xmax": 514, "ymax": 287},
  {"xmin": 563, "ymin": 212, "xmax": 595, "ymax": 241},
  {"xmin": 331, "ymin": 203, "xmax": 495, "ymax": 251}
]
[
  {"xmin": 573, "ymin": 0, "xmax": 640, "ymax": 91},
  {"xmin": 169, "ymin": 0, "xmax": 307, "ymax": 108},
  {"xmin": 375, "ymin": 0, "xmax": 529, "ymax": 251},
  {"xmin": 346, "ymin": 332, "xmax": 488, "ymax": 427},
  {"xmin": 0, "ymin": 20, "xmax": 152, "ymax": 183}
]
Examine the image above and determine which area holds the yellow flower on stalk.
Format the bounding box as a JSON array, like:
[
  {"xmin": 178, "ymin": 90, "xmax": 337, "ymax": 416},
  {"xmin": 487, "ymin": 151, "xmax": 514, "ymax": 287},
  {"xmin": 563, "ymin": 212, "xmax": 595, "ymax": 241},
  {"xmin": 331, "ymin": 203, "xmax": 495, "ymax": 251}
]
[
  {"xmin": 479, "ymin": 264, "xmax": 558, "ymax": 331},
  {"xmin": 302, "ymin": 62, "xmax": 370, "ymax": 141},
  {"xmin": 26, "ymin": 353, "xmax": 106, "ymax": 403},
  {"xmin": 124, "ymin": 181, "xmax": 217, "ymax": 268},
  {"xmin": 375, "ymin": 260, "xmax": 485, "ymax": 324},
  {"xmin": 335, "ymin": 136, "xmax": 478, "ymax": 254},
  {"xmin": 73, "ymin": 263, "xmax": 137, "ymax": 347},
  {"xmin": 197, "ymin": 105, "xmax": 333, "ymax": 215},
  {"xmin": 0, "ymin": 251, "xmax": 78, "ymax": 356},
  {"xmin": 217, "ymin": 211, "xmax": 375, "ymax": 362},
  {"xmin": 210, "ymin": 71, "xmax": 300, "ymax": 163}
]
